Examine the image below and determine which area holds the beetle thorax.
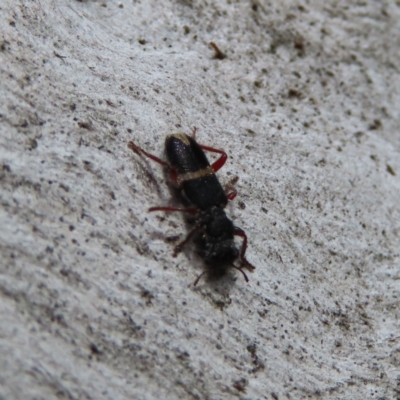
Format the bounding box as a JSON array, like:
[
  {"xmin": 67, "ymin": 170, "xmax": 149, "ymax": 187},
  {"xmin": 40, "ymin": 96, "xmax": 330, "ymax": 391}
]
[{"xmin": 199, "ymin": 207, "xmax": 239, "ymax": 266}]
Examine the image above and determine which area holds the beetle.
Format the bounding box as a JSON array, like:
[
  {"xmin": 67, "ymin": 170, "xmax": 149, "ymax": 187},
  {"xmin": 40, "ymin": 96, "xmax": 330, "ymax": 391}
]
[{"xmin": 128, "ymin": 129, "xmax": 255, "ymax": 285}]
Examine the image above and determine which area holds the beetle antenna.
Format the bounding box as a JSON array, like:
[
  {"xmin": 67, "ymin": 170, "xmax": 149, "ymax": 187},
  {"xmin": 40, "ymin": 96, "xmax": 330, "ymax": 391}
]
[
  {"xmin": 193, "ymin": 270, "xmax": 207, "ymax": 286},
  {"xmin": 231, "ymin": 266, "xmax": 249, "ymax": 282}
]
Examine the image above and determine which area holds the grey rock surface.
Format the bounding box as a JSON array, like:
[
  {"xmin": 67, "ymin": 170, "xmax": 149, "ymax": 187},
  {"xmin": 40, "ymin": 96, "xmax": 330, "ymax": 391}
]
[{"xmin": 1, "ymin": 1, "xmax": 399, "ymax": 399}]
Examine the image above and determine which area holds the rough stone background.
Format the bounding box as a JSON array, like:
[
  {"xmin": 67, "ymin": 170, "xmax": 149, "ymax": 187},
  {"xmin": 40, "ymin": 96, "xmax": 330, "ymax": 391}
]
[{"xmin": 1, "ymin": 1, "xmax": 400, "ymax": 399}]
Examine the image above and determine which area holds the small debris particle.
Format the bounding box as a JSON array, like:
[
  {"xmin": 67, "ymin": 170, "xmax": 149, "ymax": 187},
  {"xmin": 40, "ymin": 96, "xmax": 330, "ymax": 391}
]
[
  {"xmin": 288, "ymin": 88, "xmax": 301, "ymax": 98},
  {"xmin": 54, "ymin": 52, "xmax": 66, "ymax": 59},
  {"xmin": 89, "ymin": 343, "xmax": 102, "ymax": 355},
  {"xmin": 165, "ymin": 235, "xmax": 181, "ymax": 243},
  {"xmin": 209, "ymin": 42, "xmax": 226, "ymax": 60},
  {"xmin": 233, "ymin": 378, "xmax": 248, "ymax": 393},
  {"xmin": 27, "ymin": 138, "xmax": 38, "ymax": 150},
  {"xmin": 386, "ymin": 164, "xmax": 396, "ymax": 176},
  {"xmin": 78, "ymin": 121, "xmax": 93, "ymax": 130},
  {"xmin": 369, "ymin": 119, "xmax": 382, "ymax": 130},
  {"xmin": 246, "ymin": 343, "xmax": 257, "ymax": 355},
  {"xmin": 294, "ymin": 38, "xmax": 305, "ymax": 52}
]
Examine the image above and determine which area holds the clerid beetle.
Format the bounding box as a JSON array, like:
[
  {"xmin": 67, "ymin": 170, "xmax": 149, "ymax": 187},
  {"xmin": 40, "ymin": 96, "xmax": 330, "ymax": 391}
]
[{"xmin": 128, "ymin": 129, "xmax": 255, "ymax": 285}]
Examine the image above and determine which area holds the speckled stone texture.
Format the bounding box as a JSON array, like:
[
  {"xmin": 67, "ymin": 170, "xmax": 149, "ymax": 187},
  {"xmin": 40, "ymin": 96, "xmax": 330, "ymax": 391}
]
[{"xmin": 0, "ymin": 1, "xmax": 399, "ymax": 399}]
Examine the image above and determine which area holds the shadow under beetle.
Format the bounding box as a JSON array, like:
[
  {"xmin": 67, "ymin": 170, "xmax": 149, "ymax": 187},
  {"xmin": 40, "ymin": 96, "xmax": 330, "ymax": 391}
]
[{"xmin": 128, "ymin": 129, "xmax": 255, "ymax": 285}]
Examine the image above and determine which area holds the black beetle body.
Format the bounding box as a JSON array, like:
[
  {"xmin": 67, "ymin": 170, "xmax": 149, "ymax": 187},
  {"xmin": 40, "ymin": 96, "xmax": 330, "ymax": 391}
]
[
  {"xmin": 128, "ymin": 131, "xmax": 255, "ymax": 285},
  {"xmin": 198, "ymin": 206, "xmax": 238, "ymax": 265},
  {"xmin": 165, "ymin": 134, "xmax": 228, "ymax": 210}
]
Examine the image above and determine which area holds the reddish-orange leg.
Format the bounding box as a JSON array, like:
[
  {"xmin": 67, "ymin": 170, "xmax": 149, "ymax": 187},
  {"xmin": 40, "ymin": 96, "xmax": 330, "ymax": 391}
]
[
  {"xmin": 148, "ymin": 207, "xmax": 199, "ymax": 257},
  {"xmin": 234, "ymin": 227, "xmax": 255, "ymax": 271},
  {"xmin": 172, "ymin": 226, "xmax": 200, "ymax": 257},
  {"xmin": 197, "ymin": 140, "xmax": 235, "ymax": 198},
  {"xmin": 226, "ymin": 176, "xmax": 239, "ymax": 201},
  {"xmin": 199, "ymin": 144, "xmax": 227, "ymax": 173},
  {"xmin": 191, "ymin": 127, "xmax": 198, "ymax": 138},
  {"xmin": 193, "ymin": 264, "xmax": 249, "ymax": 287},
  {"xmin": 191, "ymin": 127, "xmax": 229, "ymax": 173},
  {"xmin": 128, "ymin": 140, "xmax": 178, "ymax": 183},
  {"xmin": 128, "ymin": 141, "xmax": 168, "ymax": 167},
  {"xmin": 226, "ymin": 186, "xmax": 237, "ymax": 201}
]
